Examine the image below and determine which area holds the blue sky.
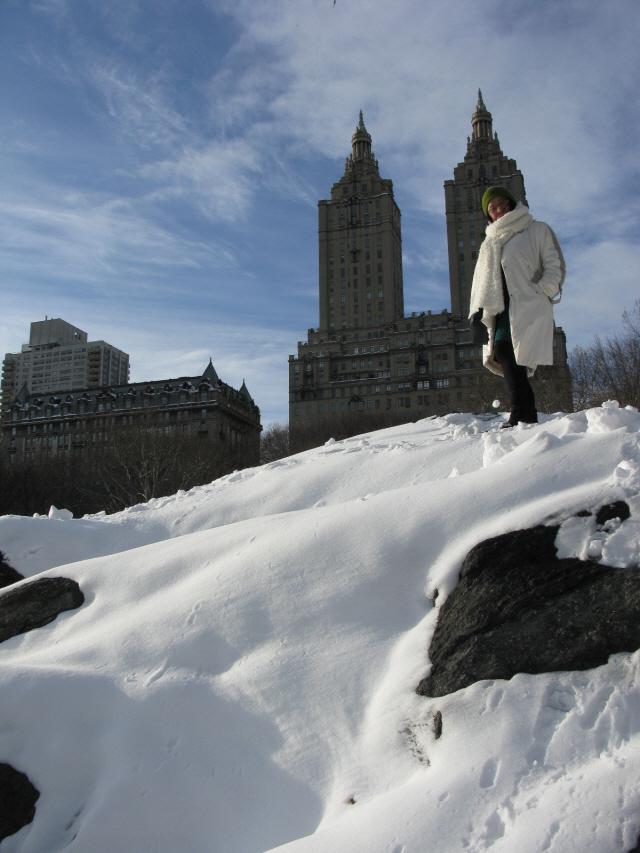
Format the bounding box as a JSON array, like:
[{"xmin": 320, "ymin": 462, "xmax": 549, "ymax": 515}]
[{"xmin": 1, "ymin": 0, "xmax": 639, "ymax": 424}]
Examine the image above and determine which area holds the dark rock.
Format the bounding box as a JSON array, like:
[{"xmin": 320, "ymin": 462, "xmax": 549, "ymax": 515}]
[
  {"xmin": 595, "ymin": 500, "xmax": 630, "ymax": 526},
  {"xmin": 0, "ymin": 551, "xmax": 24, "ymax": 590},
  {"xmin": 0, "ymin": 578, "xmax": 84, "ymax": 644},
  {"xmin": 0, "ymin": 763, "xmax": 39, "ymax": 841},
  {"xmin": 417, "ymin": 523, "xmax": 640, "ymax": 698}
]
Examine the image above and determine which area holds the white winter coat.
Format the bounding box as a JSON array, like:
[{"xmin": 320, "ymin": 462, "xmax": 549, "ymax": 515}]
[{"xmin": 478, "ymin": 219, "xmax": 565, "ymax": 376}]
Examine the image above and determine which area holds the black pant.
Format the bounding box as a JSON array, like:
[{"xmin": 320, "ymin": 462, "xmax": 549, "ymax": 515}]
[{"xmin": 494, "ymin": 339, "xmax": 531, "ymax": 397}]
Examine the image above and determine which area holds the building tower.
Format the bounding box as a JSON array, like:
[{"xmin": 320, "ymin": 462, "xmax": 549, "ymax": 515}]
[
  {"xmin": 444, "ymin": 90, "xmax": 527, "ymax": 317},
  {"xmin": 317, "ymin": 111, "xmax": 404, "ymax": 333},
  {"xmin": 1, "ymin": 318, "xmax": 130, "ymax": 413}
]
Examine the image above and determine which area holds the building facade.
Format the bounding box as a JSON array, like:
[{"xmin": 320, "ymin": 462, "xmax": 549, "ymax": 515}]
[
  {"xmin": 289, "ymin": 101, "xmax": 571, "ymax": 433},
  {"xmin": 1, "ymin": 318, "xmax": 130, "ymax": 412},
  {"xmin": 2, "ymin": 361, "xmax": 261, "ymax": 465}
]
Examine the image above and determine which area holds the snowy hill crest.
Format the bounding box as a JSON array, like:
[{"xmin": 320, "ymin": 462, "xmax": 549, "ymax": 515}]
[{"xmin": 1, "ymin": 405, "xmax": 640, "ymax": 852}]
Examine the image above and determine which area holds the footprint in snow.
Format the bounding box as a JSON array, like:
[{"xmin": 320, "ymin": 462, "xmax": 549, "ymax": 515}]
[{"xmin": 479, "ymin": 757, "xmax": 498, "ymax": 788}]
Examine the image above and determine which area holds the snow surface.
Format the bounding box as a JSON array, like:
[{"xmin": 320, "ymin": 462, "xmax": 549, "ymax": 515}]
[{"xmin": 1, "ymin": 404, "xmax": 640, "ymax": 853}]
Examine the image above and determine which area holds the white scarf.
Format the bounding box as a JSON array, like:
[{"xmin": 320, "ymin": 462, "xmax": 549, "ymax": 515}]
[{"xmin": 468, "ymin": 202, "xmax": 534, "ymax": 319}]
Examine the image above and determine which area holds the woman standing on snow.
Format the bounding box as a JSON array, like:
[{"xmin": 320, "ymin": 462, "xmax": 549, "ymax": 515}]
[{"xmin": 468, "ymin": 187, "xmax": 565, "ymax": 427}]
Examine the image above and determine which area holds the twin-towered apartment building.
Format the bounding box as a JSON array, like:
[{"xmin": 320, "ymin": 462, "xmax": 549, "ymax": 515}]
[{"xmin": 288, "ymin": 93, "xmax": 571, "ymax": 431}]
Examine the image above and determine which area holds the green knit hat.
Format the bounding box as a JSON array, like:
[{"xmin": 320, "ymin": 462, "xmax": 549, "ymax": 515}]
[{"xmin": 482, "ymin": 186, "xmax": 518, "ymax": 217}]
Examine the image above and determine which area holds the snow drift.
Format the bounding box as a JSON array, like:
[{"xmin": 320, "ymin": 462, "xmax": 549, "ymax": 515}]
[{"xmin": 0, "ymin": 404, "xmax": 639, "ymax": 853}]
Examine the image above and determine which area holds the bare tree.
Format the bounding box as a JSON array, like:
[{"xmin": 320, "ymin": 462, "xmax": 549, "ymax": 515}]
[
  {"xmin": 260, "ymin": 422, "xmax": 290, "ymax": 464},
  {"xmin": 530, "ymin": 365, "xmax": 573, "ymax": 414},
  {"xmin": 0, "ymin": 454, "xmax": 66, "ymax": 517},
  {"xmin": 0, "ymin": 425, "xmax": 255, "ymax": 518},
  {"xmin": 466, "ymin": 369, "xmax": 505, "ymax": 414},
  {"xmin": 82, "ymin": 425, "xmax": 249, "ymax": 513},
  {"xmin": 569, "ymin": 299, "xmax": 640, "ymax": 410},
  {"xmin": 568, "ymin": 344, "xmax": 602, "ymax": 411}
]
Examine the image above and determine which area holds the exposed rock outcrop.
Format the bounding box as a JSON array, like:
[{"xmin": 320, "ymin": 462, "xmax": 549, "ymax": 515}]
[
  {"xmin": 0, "ymin": 763, "xmax": 40, "ymax": 841},
  {"xmin": 0, "ymin": 578, "xmax": 84, "ymax": 644},
  {"xmin": 0, "ymin": 550, "xmax": 23, "ymax": 590},
  {"xmin": 417, "ymin": 502, "xmax": 640, "ymax": 698}
]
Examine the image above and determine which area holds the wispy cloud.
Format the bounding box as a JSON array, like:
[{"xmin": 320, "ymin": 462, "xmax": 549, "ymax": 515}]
[
  {"xmin": 87, "ymin": 59, "xmax": 191, "ymax": 150},
  {"xmin": 0, "ymin": 184, "xmax": 235, "ymax": 282},
  {"xmin": 140, "ymin": 139, "xmax": 262, "ymax": 222}
]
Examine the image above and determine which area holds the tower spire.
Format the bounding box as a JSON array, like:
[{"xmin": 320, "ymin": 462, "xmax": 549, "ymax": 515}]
[
  {"xmin": 471, "ymin": 89, "xmax": 493, "ymax": 140},
  {"xmin": 351, "ymin": 110, "xmax": 372, "ymax": 161}
]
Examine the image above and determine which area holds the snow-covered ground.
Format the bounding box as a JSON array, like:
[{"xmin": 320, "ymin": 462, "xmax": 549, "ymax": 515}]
[{"xmin": 1, "ymin": 404, "xmax": 640, "ymax": 853}]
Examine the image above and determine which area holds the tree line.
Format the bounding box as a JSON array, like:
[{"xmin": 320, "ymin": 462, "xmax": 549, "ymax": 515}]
[
  {"xmin": 0, "ymin": 427, "xmax": 255, "ymax": 518},
  {"xmin": 568, "ymin": 299, "xmax": 640, "ymax": 411}
]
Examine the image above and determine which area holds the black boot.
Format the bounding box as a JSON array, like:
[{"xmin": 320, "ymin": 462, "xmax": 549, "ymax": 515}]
[
  {"xmin": 526, "ymin": 384, "xmax": 538, "ymax": 423},
  {"xmin": 501, "ymin": 389, "xmax": 529, "ymax": 428}
]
